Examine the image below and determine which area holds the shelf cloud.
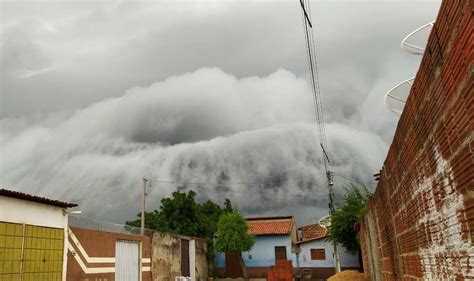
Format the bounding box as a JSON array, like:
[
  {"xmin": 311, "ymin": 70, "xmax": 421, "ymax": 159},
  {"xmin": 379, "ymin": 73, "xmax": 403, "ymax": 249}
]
[{"xmin": 0, "ymin": 0, "xmax": 440, "ymax": 223}]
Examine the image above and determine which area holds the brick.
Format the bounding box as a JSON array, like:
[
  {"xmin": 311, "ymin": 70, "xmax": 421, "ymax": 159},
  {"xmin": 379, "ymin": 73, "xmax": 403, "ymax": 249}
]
[{"xmin": 360, "ymin": 1, "xmax": 473, "ymax": 279}]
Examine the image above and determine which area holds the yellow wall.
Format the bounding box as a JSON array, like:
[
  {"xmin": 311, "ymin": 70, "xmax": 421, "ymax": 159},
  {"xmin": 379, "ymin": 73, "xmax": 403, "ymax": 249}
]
[{"xmin": 0, "ymin": 222, "xmax": 64, "ymax": 281}]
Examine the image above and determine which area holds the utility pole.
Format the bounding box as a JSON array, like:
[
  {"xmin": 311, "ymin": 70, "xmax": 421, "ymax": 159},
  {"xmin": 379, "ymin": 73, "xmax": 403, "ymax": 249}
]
[
  {"xmin": 297, "ymin": 0, "xmax": 341, "ymax": 273},
  {"xmin": 141, "ymin": 178, "xmax": 148, "ymax": 235},
  {"xmin": 328, "ymin": 171, "xmax": 341, "ymax": 273}
]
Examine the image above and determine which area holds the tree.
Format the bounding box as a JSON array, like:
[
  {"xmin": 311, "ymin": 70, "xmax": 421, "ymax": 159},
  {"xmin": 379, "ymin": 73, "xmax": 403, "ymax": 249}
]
[
  {"xmin": 215, "ymin": 211, "xmax": 255, "ymax": 280},
  {"xmin": 125, "ymin": 190, "xmax": 234, "ymax": 275},
  {"xmin": 223, "ymin": 198, "xmax": 234, "ymax": 213},
  {"xmin": 126, "ymin": 209, "xmax": 159, "ymax": 230},
  {"xmin": 326, "ymin": 184, "xmax": 372, "ymax": 254}
]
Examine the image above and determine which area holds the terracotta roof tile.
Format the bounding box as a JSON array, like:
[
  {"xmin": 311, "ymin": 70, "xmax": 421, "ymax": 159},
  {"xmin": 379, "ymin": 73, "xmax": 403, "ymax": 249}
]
[
  {"xmin": 298, "ymin": 223, "xmax": 327, "ymax": 241},
  {"xmin": 246, "ymin": 216, "xmax": 294, "ymax": 235}
]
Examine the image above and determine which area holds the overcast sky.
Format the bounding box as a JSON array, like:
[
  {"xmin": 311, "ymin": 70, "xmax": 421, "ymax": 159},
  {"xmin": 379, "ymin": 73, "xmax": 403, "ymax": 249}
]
[{"xmin": 0, "ymin": 0, "xmax": 440, "ymax": 224}]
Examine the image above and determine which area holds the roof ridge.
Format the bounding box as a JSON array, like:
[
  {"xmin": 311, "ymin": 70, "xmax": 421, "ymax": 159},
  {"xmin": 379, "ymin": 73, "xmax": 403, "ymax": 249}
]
[{"xmin": 0, "ymin": 188, "xmax": 78, "ymax": 208}]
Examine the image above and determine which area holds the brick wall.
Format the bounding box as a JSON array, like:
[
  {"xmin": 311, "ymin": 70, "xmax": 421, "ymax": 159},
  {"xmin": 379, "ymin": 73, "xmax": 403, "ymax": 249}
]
[{"xmin": 360, "ymin": 1, "xmax": 473, "ymax": 280}]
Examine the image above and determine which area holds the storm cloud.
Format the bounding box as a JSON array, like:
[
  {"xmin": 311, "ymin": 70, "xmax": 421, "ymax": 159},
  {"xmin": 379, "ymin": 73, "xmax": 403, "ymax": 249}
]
[{"xmin": 0, "ymin": 0, "xmax": 440, "ymax": 223}]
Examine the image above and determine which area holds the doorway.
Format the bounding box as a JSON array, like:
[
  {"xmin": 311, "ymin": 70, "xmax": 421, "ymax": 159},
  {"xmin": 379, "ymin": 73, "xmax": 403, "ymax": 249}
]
[
  {"xmin": 115, "ymin": 240, "xmax": 140, "ymax": 281},
  {"xmin": 275, "ymin": 246, "xmax": 287, "ymax": 260}
]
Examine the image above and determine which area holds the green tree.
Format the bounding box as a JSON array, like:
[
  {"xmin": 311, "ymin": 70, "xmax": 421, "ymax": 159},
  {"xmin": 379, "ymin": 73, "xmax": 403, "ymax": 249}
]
[
  {"xmin": 326, "ymin": 184, "xmax": 372, "ymax": 254},
  {"xmin": 125, "ymin": 210, "xmax": 159, "ymax": 230},
  {"xmin": 223, "ymin": 198, "xmax": 233, "ymax": 213},
  {"xmin": 215, "ymin": 211, "xmax": 255, "ymax": 280},
  {"xmin": 125, "ymin": 190, "xmax": 232, "ymax": 276}
]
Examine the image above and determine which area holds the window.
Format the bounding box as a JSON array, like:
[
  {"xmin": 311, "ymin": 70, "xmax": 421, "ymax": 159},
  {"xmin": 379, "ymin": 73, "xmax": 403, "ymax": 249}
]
[{"xmin": 310, "ymin": 248, "xmax": 326, "ymax": 260}]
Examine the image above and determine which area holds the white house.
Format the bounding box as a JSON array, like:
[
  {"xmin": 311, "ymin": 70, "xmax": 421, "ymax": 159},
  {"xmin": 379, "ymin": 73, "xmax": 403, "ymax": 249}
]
[{"xmin": 0, "ymin": 188, "xmax": 77, "ymax": 281}]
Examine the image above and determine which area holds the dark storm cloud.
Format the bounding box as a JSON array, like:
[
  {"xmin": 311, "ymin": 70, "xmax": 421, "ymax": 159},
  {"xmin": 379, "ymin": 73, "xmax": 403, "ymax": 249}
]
[{"xmin": 0, "ymin": 0, "xmax": 440, "ymax": 223}]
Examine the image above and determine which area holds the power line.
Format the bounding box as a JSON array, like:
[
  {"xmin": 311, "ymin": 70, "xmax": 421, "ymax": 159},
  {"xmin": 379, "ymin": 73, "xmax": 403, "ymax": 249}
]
[
  {"xmin": 298, "ymin": 0, "xmax": 341, "ymax": 272},
  {"xmin": 146, "ymin": 172, "xmax": 326, "ymax": 186},
  {"xmin": 333, "ymin": 173, "xmax": 375, "ymax": 187},
  {"xmin": 71, "ymin": 172, "xmax": 327, "ymax": 202}
]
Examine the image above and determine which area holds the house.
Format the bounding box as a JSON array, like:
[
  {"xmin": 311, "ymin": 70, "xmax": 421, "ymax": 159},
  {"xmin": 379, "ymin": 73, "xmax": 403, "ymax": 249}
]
[
  {"xmin": 296, "ymin": 223, "xmax": 360, "ymax": 279},
  {"xmin": 216, "ymin": 216, "xmax": 299, "ymax": 278},
  {"xmin": 0, "ymin": 188, "xmax": 77, "ymax": 281},
  {"xmin": 215, "ymin": 217, "xmax": 362, "ymax": 280}
]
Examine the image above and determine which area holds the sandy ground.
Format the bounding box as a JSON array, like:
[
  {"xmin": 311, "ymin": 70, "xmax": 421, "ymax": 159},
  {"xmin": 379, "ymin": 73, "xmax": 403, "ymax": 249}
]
[{"xmin": 327, "ymin": 270, "xmax": 369, "ymax": 281}]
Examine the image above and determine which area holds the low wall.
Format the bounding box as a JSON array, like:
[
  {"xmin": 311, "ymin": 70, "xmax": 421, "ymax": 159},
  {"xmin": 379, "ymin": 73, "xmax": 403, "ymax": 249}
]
[
  {"xmin": 359, "ymin": 0, "xmax": 473, "ymax": 280},
  {"xmin": 151, "ymin": 232, "xmax": 208, "ymax": 281}
]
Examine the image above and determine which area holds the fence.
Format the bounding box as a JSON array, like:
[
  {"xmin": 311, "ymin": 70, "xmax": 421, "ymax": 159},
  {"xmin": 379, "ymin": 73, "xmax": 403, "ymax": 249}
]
[{"xmin": 68, "ymin": 216, "xmax": 154, "ymax": 236}]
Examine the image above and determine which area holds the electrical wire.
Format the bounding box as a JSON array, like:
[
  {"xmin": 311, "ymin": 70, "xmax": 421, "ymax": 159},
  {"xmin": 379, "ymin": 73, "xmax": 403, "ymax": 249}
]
[
  {"xmin": 333, "ymin": 173, "xmax": 375, "ymax": 187},
  {"xmin": 146, "ymin": 172, "xmax": 326, "ymax": 186},
  {"xmin": 71, "ymin": 172, "xmax": 327, "ymax": 202},
  {"xmin": 299, "ymin": 0, "xmax": 330, "ymax": 177}
]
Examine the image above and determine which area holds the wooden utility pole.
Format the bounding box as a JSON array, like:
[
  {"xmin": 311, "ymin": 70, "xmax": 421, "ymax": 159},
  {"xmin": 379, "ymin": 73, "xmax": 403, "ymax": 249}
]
[{"xmin": 141, "ymin": 178, "xmax": 148, "ymax": 235}]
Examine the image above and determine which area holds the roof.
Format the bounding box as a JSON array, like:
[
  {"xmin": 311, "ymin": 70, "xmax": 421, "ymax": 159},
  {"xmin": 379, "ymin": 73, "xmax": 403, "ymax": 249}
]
[
  {"xmin": 0, "ymin": 189, "xmax": 78, "ymax": 208},
  {"xmin": 297, "ymin": 223, "xmax": 327, "ymax": 244},
  {"xmin": 246, "ymin": 216, "xmax": 294, "ymax": 236}
]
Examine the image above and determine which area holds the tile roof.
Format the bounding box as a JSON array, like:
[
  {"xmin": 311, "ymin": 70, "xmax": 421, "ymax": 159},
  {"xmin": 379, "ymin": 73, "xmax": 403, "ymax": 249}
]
[
  {"xmin": 246, "ymin": 216, "xmax": 294, "ymax": 235},
  {"xmin": 297, "ymin": 223, "xmax": 327, "ymax": 244},
  {"xmin": 0, "ymin": 189, "xmax": 78, "ymax": 208}
]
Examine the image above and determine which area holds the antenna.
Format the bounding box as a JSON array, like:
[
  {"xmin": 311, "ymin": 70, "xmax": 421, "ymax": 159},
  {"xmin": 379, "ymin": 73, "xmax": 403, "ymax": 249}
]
[
  {"xmin": 385, "ymin": 21, "xmax": 434, "ymax": 114},
  {"xmin": 384, "ymin": 77, "xmax": 415, "ymax": 114},
  {"xmin": 401, "ymin": 22, "xmax": 434, "ymax": 55},
  {"xmin": 318, "ymin": 214, "xmax": 331, "ymax": 228}
]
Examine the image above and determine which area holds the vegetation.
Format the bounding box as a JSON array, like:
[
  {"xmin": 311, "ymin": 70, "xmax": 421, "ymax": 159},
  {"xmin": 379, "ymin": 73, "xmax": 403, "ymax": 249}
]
[
  {"xmin": 215, "ymin": 211, "xmax": 255, "ymax": 280},
  {"xmin": 326, "ymin": 184, "xmax": 372, "ymax": 254},
  {"xmin": 125, "ymin": 190, "xmax": 234, "ymax": 274}
]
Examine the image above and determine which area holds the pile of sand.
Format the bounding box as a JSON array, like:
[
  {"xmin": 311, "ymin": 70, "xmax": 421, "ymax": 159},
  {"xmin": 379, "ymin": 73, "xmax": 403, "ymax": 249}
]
[{"xmin": 327, "ymin": 270, "xmax": 369, "ymax": 281}]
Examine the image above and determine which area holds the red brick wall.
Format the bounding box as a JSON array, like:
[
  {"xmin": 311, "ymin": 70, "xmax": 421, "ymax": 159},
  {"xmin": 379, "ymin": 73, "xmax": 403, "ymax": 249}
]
[{"xmin": 360, "ymin": 1, "xmax": 473, "ymax": 280}]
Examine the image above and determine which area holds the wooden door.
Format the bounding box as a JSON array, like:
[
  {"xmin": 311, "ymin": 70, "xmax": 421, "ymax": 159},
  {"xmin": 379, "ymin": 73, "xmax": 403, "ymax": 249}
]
[
  {"xmin": 275, "ymin": 246, "xmax": 287, "ymax": 260},
  {"xmin": 225, "ymin": 251, "xmax": 243, "ymax": 278},
  {"xmin": 181, "ymin": 239, "xmax": 190, "ymax": 277}
]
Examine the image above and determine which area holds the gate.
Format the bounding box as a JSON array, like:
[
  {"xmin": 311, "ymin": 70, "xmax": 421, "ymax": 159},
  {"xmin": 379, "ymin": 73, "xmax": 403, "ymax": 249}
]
[
  {"xmin": 0, "ymin": 221, "xmax": 65, "ymax": 281},
  {"xmin": 115, "ymin": 240, "xmax": 140, "ymax": 281}
]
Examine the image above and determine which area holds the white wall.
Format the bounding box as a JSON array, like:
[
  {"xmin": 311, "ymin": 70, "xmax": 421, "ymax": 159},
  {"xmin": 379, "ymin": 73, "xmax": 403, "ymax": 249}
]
[{"xmin": 0, "ymin": 196, "xmax": 68, "ymax": 229}]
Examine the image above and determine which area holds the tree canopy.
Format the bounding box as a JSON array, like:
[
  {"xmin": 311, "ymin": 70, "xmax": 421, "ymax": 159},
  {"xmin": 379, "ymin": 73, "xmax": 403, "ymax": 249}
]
[
  {"xmin": 125, "ymin": 189, "xmax": 234, "ymax": 273},
  {"xmin": 214, "ymin": 211, "xmax": 255, "ymax": 253},
  {"xmin": 326, "ymin": 184, "xmax": 372, "ymax": 254},
  {"xmin": 126, "ymin": 190, "xmax": 233, "ymax": 240}
]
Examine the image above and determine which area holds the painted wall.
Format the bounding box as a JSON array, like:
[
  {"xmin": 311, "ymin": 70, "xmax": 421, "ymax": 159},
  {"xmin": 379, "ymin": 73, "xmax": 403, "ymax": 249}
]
[
  {"xmin": 216, "ymin": 235, "xmax": 298, "ymax": 268},
  {"xmin": 0, "ymin": 196, "xmax": 68, "ymax": 229},
  {"xmin": 298, "ymin": 239, "xmax": 359, "ymax": 268},
  {"xmin": 359, "ymin": 1, "xmax": 474, "ymax": 280},
  {"xmin": 66, "ymin": 227, "xmax": 152, "ymax": 281}
]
